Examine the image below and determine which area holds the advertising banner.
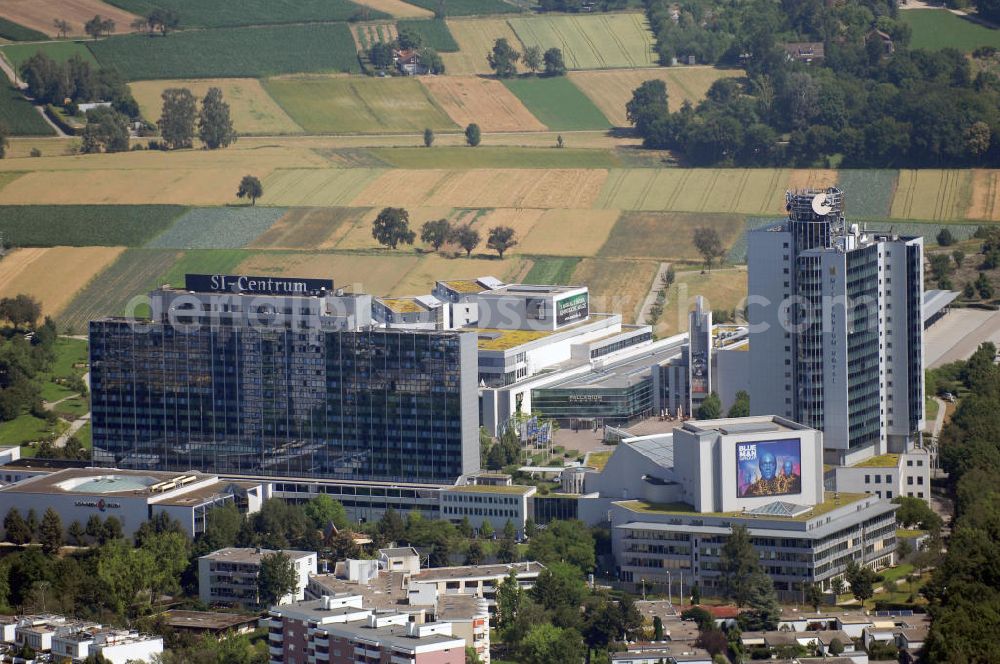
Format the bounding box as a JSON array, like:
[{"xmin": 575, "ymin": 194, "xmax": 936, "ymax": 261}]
[
  {"xmin": 736, "ymin": 438, "xmax": 802, "ymax": 497},
  {"xmin": 556, "ymin": 292, "xmax": 589, "ymax": 326}
]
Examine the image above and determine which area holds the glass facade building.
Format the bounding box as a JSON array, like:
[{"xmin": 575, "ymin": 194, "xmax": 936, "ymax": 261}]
[{"xmin": 89, "ymin": 320, "xmax": 480, "ymax": 483}]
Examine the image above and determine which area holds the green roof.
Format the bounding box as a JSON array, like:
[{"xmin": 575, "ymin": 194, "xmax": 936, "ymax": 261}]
[
  {"xmin": 616, "ymin": 492, "xmax": 870, "ymax": 522},
  {"xmin": 586, "ymin": 451, "xmax": 613, "ymax": 471},
  {"xmin": 444, "ymin": 484, "xmax": 535, "ymax": 495},
  {"xmin": 853, "ymin": 454, "xmax": 900, "ymax": 468}
]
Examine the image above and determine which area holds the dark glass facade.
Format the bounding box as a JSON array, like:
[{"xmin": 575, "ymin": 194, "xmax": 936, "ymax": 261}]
[
  {"xmin": 531, "ymin": 382, "xmax": 653, "ymax": 425},
  {"xmin": 89, "ymin": 320, "xmax": 478, "ymax": 483}
]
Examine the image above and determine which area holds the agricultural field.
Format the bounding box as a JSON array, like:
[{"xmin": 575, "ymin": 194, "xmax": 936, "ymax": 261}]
[
  {"xmin": 397, "ymin": 19, "xmax": 459, "ymax": 51},
  {"xmin": 502, "ymin": 76, "xmax": 611, "ymax": 131},
  {"xmin": 966, "ymin": 170, "xmax": 1000, "ymax": 221},
  {"xmin": 518, "ymin": 209, "xmax": 620, "ymax": 256},
  {"xmin": 508, "ymin": 13, "xmax": 655, "ymax": 70},
  {"xmin": 130, "ymin": 78, "xmax": 302, "ymax": 135},
  {"xmin": 89, "ymin": 23, "xmax": 360, "ymax": 80},
  {"xmin": 421, "ymin": 76, "xmax": 546, "ymax": 132},
  {"xmin": 657, "ymin": 267, "xmax": 747, "ymax": 335},
  {"xmin": 837, "ymin": 169, "xmax": 898, "ymax": 218},
  {"xmin": 333, "ymin": 206, "xmax": 456, "ymax": 250},
  {"xmin": 595, "ymin": 168, "xmax": 787, "ymax": 215},
  {"xmin": 0, "ymin": 83, "xmax": 56, "ymax": 135},
  {"xmin": 0, "ymin": 169, "xmax": 252, "ymax": 205},
  {"xmin": 0, "ymin": 40, "xmax": 98, "ymax": 67},
  {"xmin": 351, "ymin": 22, "xmax": 398, "ymax": 51},
  {"xmin": 522, "ymin": 256, "xmax": 579, "ymax": 284},
  {"xmin": 470, "ymin": 207, "xmax": 544, "ymax": 243},
  {"xmin": 901, "ymin": 8, "xmax": 1000, "ymax": 52},
  {"xmin": 442, "ymin": 18, "xmax": 522, "ymax": 75},
  {"xmin": 351, "ymin": 168, "xmax": 607, "ymax": 208},
  {"xmin": 147, "ymin": 207, "xmax": 286, "ymax": 249},
  {"xmin": 787, "ymin": 169, "xmax": 838, "ymax": 191},
  {"xmin": 55, "ymin": 248, "xmax": 179, "ymax": 331},
  {"xmin": 0, "ymin": 0, "xmax": 139, "ymax": 38},
  {"xmin": 390, "ymin": 253, "xmax": 527, "ymax": 294},
  {"xmin": 251, "ymin": 208, "xmax": 368, "ymax": 249},
  {"xmin": 403, "ymin": 0, "xmax": 522, "ymax": 17},
  {"xmin": 0, "ymin": 17, "xmax": 47, "ymax": 42},
  {"xmin": 358, "ymin": 0, "xmax": 434, "ymax": 17},
  {"xmin": 366, "ymin": 146, "xmax": 617, "ymax": 169},
  {"xmin": 0, "ymin": 246, "xmax": 125, "ymax": 318},
  {"xmin": 263, "ymin": 169, "xmax": 384, "ymax": 207},
  {"xmin": 568, "ymin": 67, "xmax": 739, "ymax": 126},
  {"xmin": 236, "ymin": 251, "xmax": 421, "ymax": 296},
  {"xmin": 263, "ymin": 76, "xmax": 456, "ymax": 134},
  {"xmin": 103, "ymin": 0, "xmax": 387, "ymax": 27},
  {"xmin": 599, "ymin": 211, "xmax": 745, "ymax": 263},
  {"xmin": 157, "ymin": 249, "xmax": 251, "ymax": 287},
  {"xmin": 890, "ymin": 169, "xmax": 972, "ymax": 222},
  {"xmin": 571, "ymin": 257, "xmax": 658, "ymax": 323},
  {"xmin": 0, "ymin": 205, "xmax": 187, "ymax": 246}
]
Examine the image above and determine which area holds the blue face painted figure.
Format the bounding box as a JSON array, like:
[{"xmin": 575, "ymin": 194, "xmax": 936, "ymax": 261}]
[
  {"xmin": 783, "ymin": 460, "xmax": 794, "ymax": 477},
  {"xmin": 759, "ymin": 452, "xmax": 777, "ymax": 481}
]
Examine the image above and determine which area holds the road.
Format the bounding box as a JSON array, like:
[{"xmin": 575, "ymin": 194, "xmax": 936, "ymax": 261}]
[{"xmin": 925, "ymin": 308, "xmax": 1000, "ymax": 367}]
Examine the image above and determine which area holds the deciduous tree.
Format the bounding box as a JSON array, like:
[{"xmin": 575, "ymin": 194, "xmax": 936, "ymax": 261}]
[
  {"xmin": 423, "ymin": 127, "xmax": 434, "ymax": 147},
  {"xmin": 53, "ymin": 19, "xmax": 71, "ymax": 39},
  {"xmin": 81, "ymin": 107, "xmax": 129, "ymax": 154},
  {"xmin": 420, "ymin": 218, "xmax": 451, "ymax": 251},
  {"xmin": 236, "ymin": 175, "xmax": 263, "ymax": 206},
  {"xmin": 523, "ymin": 46, "xmax": 542, "ymax": 74},
  {"xmin": 372, "ymin": 207, "xmax": 416, "ymax": 249},
  {"xmin": 198, "ymin": 87, "xmax": 236, "ymax": 149},
  {"xmin": 450, "ymin": 223, "xmax": 480, "ymax": 257},
  {"xmin": 488, "ymin": 38, "xmax": 519, "ymax": 78},
  {"xmin": 487, "ymin": 225, "xmax": 518, "ymax": 259},
  {"xmin": 465, "ymin": 122, "xmax": 481, "ymax": 146},
  {"xmin": 543, "ymin": 47, "xmax": 566, "ymax": 76},
  {"xmin": 4, "ymin": 508, "xmax": 31, "ymax": 546},
  {"xmin": 727, "ymin": 390, "xmax": 750, "ymax": 418},
  {"xmin": 258, "ymin": 551, "xmax": 298, "ymax": 607},
  {"xmin": 693, "ymin": 227, "xmax": 724, "ymax": 270},
  {"xmin": 158, "ymin": 87, "xmax": 197, "ymax": 149},
  {"xmin": 696, "ymin": 392, "xmax": 722, "ymax": 420}
]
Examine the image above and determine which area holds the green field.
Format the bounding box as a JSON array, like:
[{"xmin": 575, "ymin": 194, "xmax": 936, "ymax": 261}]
[
  {"xmin": 264, "ymin": 77, "xmax": 456, "ymax": 134},
  {"xmin": 523, "ymin": 257, "xmax": 580, "ymax": 284},
  {"xmin": 404, "ymin": 0, "xmax": 522, "ymax": 16},
  {"xmin": 397, "ymin": 19, "xmax": 459, "ymax": 52},
  {"xmin": 0, "ymin": 84, "xmax": 54, "ymax": 136},
  {"xmin": 600, "ymin": 211, "xmax": 745, "ymax": 262},
  {"xmin": 0, "ymin": 17, "xmax": 48, "ymax": 42},
  {"xmin": 837, "ymin": 170, "xmax": 898, "ymax": 218},
  {"xmin": 147, "ymin": 207, "xmax": 286, "ymax": 249},
  {"xmin": 157, "ymin": 249, "xmax": 251, "ymax": 287},
  {"xmin": 89, "ymin": 24, "xmax": 360, "ymax": 80},
  {"xmin": 367, "ymin": 146, "xmax": 618, "ymax": 168},
  {"xmin": 0, "ymin": 205, "xmax": 187, "ymax": 246},
  {"xmin": 0, "ymin": 413, "xmax": 60, "ymax": 446},
  {"xmin": 104, "ymin": 0, "xmax": 387, "ymax": 27},
  {"xmin": 902, "ymin": 8, "xmax": 1000, "ymax": 52},
  {"xmin": 509, "ymin": 13, "xmax": 655, "ymax": 69},
  {"xmin": 1, "ymin": 41, "xmax": 99, "ymax": 67},
  {"xmin": 502, "ymin": 76, "xmax": 611, "ymax": 130}
]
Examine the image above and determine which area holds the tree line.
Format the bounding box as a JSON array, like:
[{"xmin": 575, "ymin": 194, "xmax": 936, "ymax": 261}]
[
  {"xmin": 488, "ymin": 39, "xmax": 566, "ymax": 78},
  {"xmin": 371, "ymin": 207, "xmax": 518, "ymax": 258},
  {"xmin": 629, "ymin": 0, "xmax": 1000, "ymax": 168}
]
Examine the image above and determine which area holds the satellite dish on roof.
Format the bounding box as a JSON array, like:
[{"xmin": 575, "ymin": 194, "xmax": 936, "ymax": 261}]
[{"xmin": 811, "ymin": 192, "xmax": 833, "ymax": 216}]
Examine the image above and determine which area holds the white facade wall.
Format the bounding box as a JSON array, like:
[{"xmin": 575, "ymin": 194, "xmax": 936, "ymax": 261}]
[
  {"xmin": 199, "ymin": 550, "xmax": 317, "ymax": 607},
  {"xmin": 94, "ymin": 637, "xmax": 164, "ymax": 664},
  {"xmin": 835, "ymin": 450, "xmax": 931, "ymax": 502},
  {"xmin": 439, "ymin": 489, "xmax": 534, "ymax": 537},
  {"xmin": 0, "ymin": 492, "xmax": 151, "ymax": 538}
]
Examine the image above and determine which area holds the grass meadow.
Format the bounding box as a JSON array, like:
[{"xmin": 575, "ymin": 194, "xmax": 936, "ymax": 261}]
[
  {"xmin": 502, "ymin": 76, "xmax": 611, "ymax": 130},
  {"xmin": 1, "ymin": 41, "xmax": 99, "ymax": 66},
  {"xmin": 0, "ymin": 84, "xmax": 55, "ymax": 135},
  {"xmin": 902, "ymin": 8, "xmax": 1000, "ymax": 52},
  {"xmin": 103, "ymin": 0, "xmax": 387, "ymax": 27}
]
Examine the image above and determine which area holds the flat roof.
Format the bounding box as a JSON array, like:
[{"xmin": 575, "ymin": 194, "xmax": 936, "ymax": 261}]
[
  {"xmin": 0, "ymin": 468, "xmax": 213, "ymax": 497},
  {"xmin": 158, "ymin": 610, "xmax": 259, "ymax": 631},
  {"xmin": 412, "ymin": 561, "xmax": 543, "ymax": 583},
  {"xmin": 442, "ymin": 484, "xmax": 534, "ymax": 495},
  {"xmin": 201, "ymin": 547, "xmax": 315, "ymax": 564},
  {"xmin": 923, "ymin": 289, "xmax": 958, "ymax": 322},
  {"xmin": 616, "ymin": 492, "xmax": 870, "ymax": 522},
  {"xmin": 538, "ymin": 335, "xmax": 686, "ymax": 390},
  {"xmin": 482, "ymin": 284, "xmax": 581, "ymax": 296},
  {"xmin": 475, "ymin": 327, "xmax": 554, "ymax": 351},
  {"xmin": 440, "ymin": 279, "xmax": 489, "ymax": 294},
  {"xmin": 681, "ymin": 415, "xmax": 806, "ymax": 436},
  {"xmin": 378, "ymin": 298, "xmax": 427, "ymax": 314},
  {"xmin": 320, "ymin": 619, "xmax": 464, "ymax": 651},
  {"xmin": 852, "ymin": 454, "xmax": 900, "ymax": 468}
]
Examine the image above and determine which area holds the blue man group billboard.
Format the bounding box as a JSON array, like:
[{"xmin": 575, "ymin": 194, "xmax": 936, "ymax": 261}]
[{"xmin": 736, "ymin": 439, "xmax": 802, "ymax": 497}]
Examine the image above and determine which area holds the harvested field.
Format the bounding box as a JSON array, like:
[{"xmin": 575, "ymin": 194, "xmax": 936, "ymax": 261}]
[
  {"xmin": 356, "ymin": 0, "xmax": 433, "ymax": 17},
  {"xmin": 0, "ymin": 169, "xmax": 258, "ymax": 205},
  {"xmin": 0, "ymin": 247, "xmax": 47, "ymax": 292},
  {"xmin": 251, "ymin": 208, "xmax": 369, "ymax": 249},
  {"xmin": 0, "ymin": 0, "xmax": 140, "ymax": 38},
  {"xmin": 237, "ymin": 251, "xmax": 420, "ymax": 296},
  {"xmin": 147, "ymin": 207, "xmax": 286, "ymax": 249},
  {"xmin": 966, "ymin": 170, "xmax": 1000, "ymax": 221},
  {"xmin": 350, "ymin": 22, "xmax": 399, "ymax": 50},
  {"xmin": 657, "ymin": 267, "xmax": 746, "ymax": 335},
  {"xmin": 367, "ymin": 146, "xmax": 617, "ymax": 169},
  {"xmin": 391, "ymin": 253, "xmax": 526, "ymax": 295},
  {"xmin": 264, "ymin": 76, "xmax": 456, "ymax": 134},
  {"xmin": 568, "ymin": 67, "xmax": 740, "ymax": 126},
  {"xmin": 263, "ymin": 169, "xmax": 384, "ymax": 206},
  {"xmin": 129, "ymin": 78, "xmax": 302, "ymax": 135},
  {"xmin": 837, "ymin": 170, "xmax": 897, "ymax": 218},
  {"xmin": 470, "ymin": 207, "xmax": 544, "ymax": 243},
  {"xmin": 518, "ymin": 209, "xmax": 620, "ymax": 256},
  {"xmin": 594, "ymin": 168, "xmax": 787, "ymax": 214},
  {"xmin": 443, "ymin": 18, "xmax": 522, "ymax": 75},
  {"xmin": 891, "ymin": 169, "xmax": 972, "ymax": 221},
  {"xmin": 351, "ymin": 168, "xmax": 607, "ymax": 208},
  {"xmin": 421, "ymin": 76, "xmax": 546, "ymax": 132},
  {"xmin": 334, "ymin": 206, "xmax": 455, "ymax": 250},
  {"xmin": 56, "ymin": 248, "xmax": 180, "ymax": 331},
  {"xmin": 787, "ymin": 169, "xmax": 839, "ymax": 191},
  {"xmin": 571, "ymin": 258, "xmax": 658, "ymax": 324},
  {"xmin": 0, "ymin": 246, "xmax": 125, "ymax": 318},
  {"xmin": 599, "ymin": 211, "xmax": 745, "ymax": 262},
  {"xmin": 508, "ymin": 13, "xmax": 655, "ymax": 70}
]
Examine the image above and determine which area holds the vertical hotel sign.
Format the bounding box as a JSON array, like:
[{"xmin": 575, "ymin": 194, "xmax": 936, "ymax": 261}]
[{"xmin": 555, "ymin": 292, "xmax": 589, "ymax": 326}]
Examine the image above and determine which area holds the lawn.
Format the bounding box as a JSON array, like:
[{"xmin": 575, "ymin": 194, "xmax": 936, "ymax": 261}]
[
  {"xmin": 599, "ymin": 211, "xmax": 745, "ymax": 263},
  {"xmin": 902, "ymin": 8, "xmax": 1000, "ymax": 52},
  {"xmin": 403, "ymin": 0, "xmax": 522, "ymax": 16},
  {"xmin": 103, "ymin": 0, "xmax": 386, "ymax": 27},
  {"xmin": 129, "ymin": 78, "xmax": 302, "ymax": 135},
  {"xmin": 264, "ymin": 76, "xmax": 456, "ymax": 134},
  {"xmin": 0, "ymin": 413, "xmax": 61, "ymax": 446},
  {"xmin": 0, "ymin": 83, "xmax": 55, "ymax": 136},
  {"xmin": 502, "ymin": 76, "xmax": 611, "ymax": 131},
  {"xmin": 891, "ymin": 169, "xmax": 973, "ymax": 221},
  {"xmin": 1, "ymin": 41, "xmax": 99, "ymax": 67},
  {"xmin": 523, "ymin": 257, "xmax": 580, "ymax": 284},
  {"xmin": 146, "ymin": 207, "xmax": 286, "ymax": 249},
  {"xmin": 509, "ymin": 13, "xmax": 656, "ymax": 69},
  {"xmin": 88, "ymin": 24, "xmax": 360, "ymax": 80},
  {"xmin": 0, "ymin": 17, "xmax": 47, "ymax": 41},
  {"xmin": 0, "ymin": 205, "xmax": 187, "ymax": 246},
  {"xmin": 397, "ymin": 18, "xmax": 459, "ymax": 51},
  {"xmin": 368, "ymin": 146, "xmax": 617, "ymax": 168}
]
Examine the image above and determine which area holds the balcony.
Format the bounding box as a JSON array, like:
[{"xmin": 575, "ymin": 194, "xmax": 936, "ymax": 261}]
[
  {"xmin": 391, "ymin": 656, "xmax": 416, "ymax": 664},
  {"xmin": 268, "ymin": 644, "xmax": 283, "ymax": 657}
]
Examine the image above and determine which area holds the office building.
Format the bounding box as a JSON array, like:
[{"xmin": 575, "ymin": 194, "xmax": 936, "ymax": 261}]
[
  {"xmin": 834, "ymin": 447, "xmax": 931, "ymax": 501},
  {"xmin": 747, "ymin": 188, "xmax": 924, "ymax": 463},
  {"xmin": 52, "ymin": 630, "xmax": 163, "ymax": 664},
  {"xmin": 90, "ymin": 273, "xmax": 480, "ymax": 484},
  {"xmin": 439, "ymin": 484, "xmax": 536, "ymax": 538},
  {"xmin": 198, "ymin": 547, "xmax": 317, "ymax": 608}
]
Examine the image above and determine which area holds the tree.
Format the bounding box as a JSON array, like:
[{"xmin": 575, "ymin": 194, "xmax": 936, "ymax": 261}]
[
  {"xmin": 693, "ymin": 227, "xmax": 724, "ymax": 270},
  {"xmin": 84, "ymin": 15, "xmax": 114, "ymax": 40},
  {"xmin": 450, "ymin": 224, "xmax": 481, "ymax": 257},
  {"xmin": 626, "ymin": 80, "xmax": 669, "ymax": 136},
  {"xmin": 831, "ymin": 577, "xmax": 845, "ymax": 597},
  {"xmin": 465, "ymin": 123, "xmax": 481, "ymax": 147},
  {"xmin": 488, "ymin": 38, "xmax": 520, "ymax": 78},
  {"xmin": 423, "ymin": 127, "xmax": 434, "ymax": 148},
  {"xmin": 420, "ymin": 218, "xmax": 452, "ymax": 251},
  {"xmin": 496, "ymin": 568, "xmax": 523, "ymax": 630},
  {"xmin": 81, "ymin": 107, "xmax": 129, "ymax": 154},
  {"xmin": 518, "ymin": 623, "xmax": 586, "ymax": 664},
  {"xmin": 727, "ymin": 390, "xmax": 750, "ymax": 418},
  {"xmin": 953, "ymin": 248, "xmax": 966, "ymax": 268},
  {"xmin": 465, "ymin": 539, "xmax": 484, "ymax": 565},
  {"xmin": 896, "ymin": 537, "xmax": 913, "ymax": 561},
  {"xmin": 303, "ymin": 494, "xmax": 348, "ymax": 531},
  {"xmin": 719, "ymin": 525, "xmax": 759, "ymax": 607},
  {"xmin": 130, "ymin": 17, "xmax": 147, "ymax": 33},
  {"xmin": 523, "ymin": 46, "xmax": 542, "ymax": 74},
  {"xmin": 4, "ymin": 508, "xmax": 31, "ymax": 546},
  {"xmin": 236, "ymin": 175, "xmax": 263, "ymax": 206},
  {"xmin": 937, "ymin": 228, "xmax": 956, "ymax": 246},
  {"xmin": 39, "ymin": 508, "xmax": 63, "ymax": 556},
  {"xmin": 67, "ymin": 521, "xmax": 86, "ymax": 546},
  {"xmin": 158, "ymin": 88, "xmax": 197, "ymax": 149},
  {"xmin": 0, "ymin": 294, "xmax": 41, "ymax": 329},
  {"xmin": 829, "ymin": 637, "xmax": 845, "ymax": 655},
  {"xmin": 419, "ymin": 47, "xmax": 446, "ymax": 74},
  {"xmin": 258, "ymin": 551, "xmax": 298, "ymax": 607},
  {"xmin": 844, "ymin": 561, "xmax": 876, "ymax": 610},
  {"xmin": 102, "ymin": 516, "xmax": 123, "ymax": 543},
  {"xmin": 198, "ymin": 87, "xmax": 237, "ymax": 149},
  {"xmin": 146, "ymin": 8, "xmax": 180, "ymax": 35},
  {"xmin": 696, "ymin": 392, "xmax": 722, "ymax": 420},
  {"xmin": 526, "ymin": 519, "xmax": 595, "ymax": 572},
  {"xmin": 372, "ymin": 207, "xmax": 416, "ymax": 250},
  {"xmin": 653, "ymin": 615, "xmax": 664, "ymax": 640},
  {"xmin": 479, "ymin": 519, "xmax": 494, "ymax": 539},
  {"xmin": 487, "ymin": 226, "xmax": 518, "ymax": 259},
  {"xmin": 543, "ymin": 47, "xmax": 566, "ymax": 76},
  {"xmin": 738, "ymin": 571, "xmax": 780, "ymax": 631},
  {"xmin": 804, "ymin": 581, "xmax": 823, "ymax": 613},
  {"xmin": 691, "ymin": 582, "xmax": 701, "ymax": 605},
  {"xmin": 496, "ymin": 535, "xmax": 519, "ymax": 563},
  {"xmin": 465, "ymin": 645, "xmax": 485, "ymax": 664},
  {"xmin": 53, "ymin": 19, "xmax": 71, "ymax": 39},
  {"xmin": 369, "ymin": 42, "xmax": 395, "ymax": 69},
  {"xmin": 977, "ymin": 271, "xmax": 994, "ymax": 299},
  {"xmin": 377, "ymin": 508, "xmax": 405, "ymax": 544}
]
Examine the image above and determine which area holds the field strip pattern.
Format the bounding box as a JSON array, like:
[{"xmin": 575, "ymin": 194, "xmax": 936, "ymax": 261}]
[
  {"xmin": 0, "ymin": 246, "xmax": 126, "ymax": 319},
  {"xmin": 147, "ymin": 207, "xmax": 287, "ymax": 249},
  {"xmin": 508, "ymin": 13, "xmax": 655, "ymax": 70},
  {"xmin": 263, "ymin": 169, "xmax": 385, "ymax": 206},
  {"xmin": 891, "ymin": 170, "xmax": 973, "ymax": 221},
  {"xmin": 594, "ymin": 169, "xmax": 788, "ymax": 214}
]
